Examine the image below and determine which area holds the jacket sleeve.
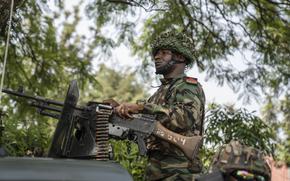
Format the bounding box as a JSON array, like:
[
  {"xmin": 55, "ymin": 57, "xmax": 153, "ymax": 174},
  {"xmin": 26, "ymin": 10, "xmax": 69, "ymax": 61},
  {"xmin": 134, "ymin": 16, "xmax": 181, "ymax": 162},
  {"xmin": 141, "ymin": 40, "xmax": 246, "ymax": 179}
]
[{"xmin": 143, "ymin": 83, "xmax": 205, "ymax": 133}]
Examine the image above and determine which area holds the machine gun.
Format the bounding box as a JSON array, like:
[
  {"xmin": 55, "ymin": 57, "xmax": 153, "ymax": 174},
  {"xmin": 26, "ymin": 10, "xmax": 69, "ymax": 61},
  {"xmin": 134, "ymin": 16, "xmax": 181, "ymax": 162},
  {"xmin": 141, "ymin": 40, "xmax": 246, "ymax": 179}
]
[{"xmin": 2, "ymin": 80, "xmax": 202, "ymax": 161}]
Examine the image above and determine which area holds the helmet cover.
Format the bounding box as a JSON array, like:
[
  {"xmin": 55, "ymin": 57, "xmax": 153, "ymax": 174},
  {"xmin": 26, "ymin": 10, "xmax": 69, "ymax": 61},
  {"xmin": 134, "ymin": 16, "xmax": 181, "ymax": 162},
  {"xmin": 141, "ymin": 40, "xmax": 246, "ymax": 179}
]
[
  {"xmin": 151, "ymin": 31, "xmax": 194, "ymax": 65},
  {"xmin": 211, "ymin": 140, "xmax": 271, "ymax": 180}
]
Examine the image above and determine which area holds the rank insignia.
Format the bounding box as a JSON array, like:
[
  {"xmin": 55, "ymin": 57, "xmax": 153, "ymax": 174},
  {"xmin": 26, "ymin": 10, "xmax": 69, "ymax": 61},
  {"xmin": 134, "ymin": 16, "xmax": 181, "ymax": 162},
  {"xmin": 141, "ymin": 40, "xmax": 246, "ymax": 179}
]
[{"xmin": 184, "ymin": 77, "xmax": 198, "ymax": 84}]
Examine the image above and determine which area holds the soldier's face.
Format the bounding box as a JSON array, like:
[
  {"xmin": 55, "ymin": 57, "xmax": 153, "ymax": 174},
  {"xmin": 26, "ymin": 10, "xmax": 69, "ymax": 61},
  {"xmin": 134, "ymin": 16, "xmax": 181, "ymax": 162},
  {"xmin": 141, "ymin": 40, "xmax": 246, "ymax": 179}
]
[{"xmin": 153, "ymin": 49, "xmax": 173, "ymax": 74}]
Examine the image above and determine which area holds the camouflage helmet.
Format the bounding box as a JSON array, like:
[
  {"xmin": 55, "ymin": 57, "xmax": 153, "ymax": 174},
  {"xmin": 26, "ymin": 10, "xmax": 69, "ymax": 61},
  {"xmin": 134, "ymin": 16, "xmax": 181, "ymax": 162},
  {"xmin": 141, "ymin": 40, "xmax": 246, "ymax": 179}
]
[
  {"xmin": 211, "ymin": 140, "xmax": 271, "ymax": 180},
  {"xmin": 151, "ymin": 31, "xmax": 194, "ymax": 65}
]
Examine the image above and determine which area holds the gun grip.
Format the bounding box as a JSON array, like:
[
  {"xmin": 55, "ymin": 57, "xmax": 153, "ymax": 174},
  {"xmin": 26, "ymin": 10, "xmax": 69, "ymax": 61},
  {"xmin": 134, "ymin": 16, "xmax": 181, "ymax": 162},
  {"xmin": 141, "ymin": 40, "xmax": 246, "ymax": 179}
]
[{"xmin": 135, "ymin": 132, "xmax": 147, "ymax": 156}]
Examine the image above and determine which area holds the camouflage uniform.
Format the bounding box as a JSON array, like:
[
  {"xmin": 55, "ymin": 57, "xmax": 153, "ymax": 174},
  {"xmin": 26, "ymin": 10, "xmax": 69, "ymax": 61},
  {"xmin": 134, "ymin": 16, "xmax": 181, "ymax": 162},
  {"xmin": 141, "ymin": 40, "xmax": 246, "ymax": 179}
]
[
  {"xmin": 210, "ymin": 140, "xmax": 271, "ymax": 181},
  {"xmin": 142, "ymin": 73, "xmax": 205, "ymax": 181}
]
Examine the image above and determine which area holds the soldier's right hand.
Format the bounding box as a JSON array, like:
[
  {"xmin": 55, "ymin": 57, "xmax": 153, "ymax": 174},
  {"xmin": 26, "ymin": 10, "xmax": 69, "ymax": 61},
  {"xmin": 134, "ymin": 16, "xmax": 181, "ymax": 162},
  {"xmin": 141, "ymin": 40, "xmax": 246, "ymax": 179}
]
[{"xmin": 115, "ymin": 103, "xmax": 144, "ymax": 119}]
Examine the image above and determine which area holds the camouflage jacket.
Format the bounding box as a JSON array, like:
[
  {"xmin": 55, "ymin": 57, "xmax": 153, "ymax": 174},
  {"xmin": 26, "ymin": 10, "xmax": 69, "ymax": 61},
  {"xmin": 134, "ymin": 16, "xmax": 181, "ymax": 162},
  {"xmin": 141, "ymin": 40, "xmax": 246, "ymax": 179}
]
[{"xmin": 142, "ymin": 73, "xmax": 205, "ymax": 160}]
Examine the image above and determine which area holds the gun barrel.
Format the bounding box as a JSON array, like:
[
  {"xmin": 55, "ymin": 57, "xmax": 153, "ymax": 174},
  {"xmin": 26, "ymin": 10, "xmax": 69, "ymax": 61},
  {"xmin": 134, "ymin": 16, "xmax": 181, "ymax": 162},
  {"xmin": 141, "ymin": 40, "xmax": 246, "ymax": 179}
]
[
  {"xmin": 2, "ymin": 88, "xmax": 64, "ymax": 106},
  {"xmin": 2, "ymin": 88, "xmax": 84, "ymax": 112}
]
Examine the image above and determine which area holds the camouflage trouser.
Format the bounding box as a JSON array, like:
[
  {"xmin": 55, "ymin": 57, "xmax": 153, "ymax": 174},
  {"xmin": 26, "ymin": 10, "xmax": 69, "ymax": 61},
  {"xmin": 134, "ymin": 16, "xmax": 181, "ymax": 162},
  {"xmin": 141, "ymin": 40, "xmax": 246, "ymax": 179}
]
[{"xmin": 144, "ymin": 151, "xmax": 201, "ymax": 181}]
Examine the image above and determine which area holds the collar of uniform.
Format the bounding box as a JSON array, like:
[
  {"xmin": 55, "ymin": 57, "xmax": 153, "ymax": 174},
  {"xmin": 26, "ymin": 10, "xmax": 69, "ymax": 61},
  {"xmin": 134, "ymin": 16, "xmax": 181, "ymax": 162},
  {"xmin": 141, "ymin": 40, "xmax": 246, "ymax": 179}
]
[{"xmin": 160, "ymin": 73, "xmax": 186, "ymax": 85}]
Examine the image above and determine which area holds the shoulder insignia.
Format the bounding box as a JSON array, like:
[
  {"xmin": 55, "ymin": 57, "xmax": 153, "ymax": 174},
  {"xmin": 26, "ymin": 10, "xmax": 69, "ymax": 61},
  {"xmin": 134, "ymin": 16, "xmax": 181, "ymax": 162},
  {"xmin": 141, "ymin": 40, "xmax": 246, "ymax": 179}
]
[{"xmin": 184, "ymin": 77, "xmax": 198, "ymax": 85}]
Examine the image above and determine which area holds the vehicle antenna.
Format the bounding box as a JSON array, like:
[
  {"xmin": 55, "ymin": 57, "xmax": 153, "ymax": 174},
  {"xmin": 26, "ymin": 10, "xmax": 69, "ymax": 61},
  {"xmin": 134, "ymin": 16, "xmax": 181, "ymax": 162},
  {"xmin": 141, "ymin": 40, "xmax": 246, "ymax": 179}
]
[{"xmin": 0, "ymin": 0, "xmax": 15, "ymax": 105}]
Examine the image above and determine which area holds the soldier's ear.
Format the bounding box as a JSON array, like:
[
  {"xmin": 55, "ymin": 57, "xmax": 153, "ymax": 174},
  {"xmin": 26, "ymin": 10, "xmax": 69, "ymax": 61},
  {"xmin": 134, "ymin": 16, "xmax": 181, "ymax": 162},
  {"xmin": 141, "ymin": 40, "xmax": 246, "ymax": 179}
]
[{"xmin": 173, "ymin": 53, "xmax": 186, "ymax": 63}]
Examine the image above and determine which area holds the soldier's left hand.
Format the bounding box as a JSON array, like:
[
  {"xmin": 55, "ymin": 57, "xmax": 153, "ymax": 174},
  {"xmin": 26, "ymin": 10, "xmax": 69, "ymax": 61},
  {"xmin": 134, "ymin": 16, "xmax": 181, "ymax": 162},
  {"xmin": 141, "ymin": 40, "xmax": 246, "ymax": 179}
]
[{"xmin": 115, "ymin": 103, "xmax": 144, "ymax": 119}]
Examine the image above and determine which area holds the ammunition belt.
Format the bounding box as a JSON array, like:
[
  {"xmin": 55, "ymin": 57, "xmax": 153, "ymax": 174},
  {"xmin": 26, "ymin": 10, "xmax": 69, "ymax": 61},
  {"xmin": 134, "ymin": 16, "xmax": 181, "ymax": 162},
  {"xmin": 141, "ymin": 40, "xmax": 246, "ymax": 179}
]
[{"xmin": 95, "ymin": 107, "xmax": 112, "ymax": 160}]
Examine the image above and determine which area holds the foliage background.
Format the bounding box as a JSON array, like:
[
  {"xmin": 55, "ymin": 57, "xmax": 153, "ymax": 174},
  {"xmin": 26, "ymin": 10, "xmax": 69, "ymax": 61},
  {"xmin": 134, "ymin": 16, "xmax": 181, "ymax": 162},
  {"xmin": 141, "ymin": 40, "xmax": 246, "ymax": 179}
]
[{"xmin": 0, "ymin": 0, "xmax": 289, "ymax": 180}]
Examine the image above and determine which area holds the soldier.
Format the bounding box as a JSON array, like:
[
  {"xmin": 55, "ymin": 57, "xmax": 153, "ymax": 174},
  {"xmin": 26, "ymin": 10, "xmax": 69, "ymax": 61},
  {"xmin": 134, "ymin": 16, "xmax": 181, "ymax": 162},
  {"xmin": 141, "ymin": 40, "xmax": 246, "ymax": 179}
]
[
  {"xmin": 112, "ymin": 31, "xmax": 205, "ymax": 180},
  {"xmin": 197, "ymin": 140, "xmax": 271, "ymax": 181}
]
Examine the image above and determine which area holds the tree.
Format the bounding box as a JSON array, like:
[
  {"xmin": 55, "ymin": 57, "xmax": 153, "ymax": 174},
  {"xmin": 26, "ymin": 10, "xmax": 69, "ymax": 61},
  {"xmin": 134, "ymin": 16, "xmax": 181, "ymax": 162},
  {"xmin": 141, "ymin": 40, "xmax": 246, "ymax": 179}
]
[
  {"xmin": 0, "ymin": 0, "xmax": 109, "ymax": 155},
  {"xmin": 90, "ymin": 64, "xmax": 148, "ymax": 103},
  {"xmin": 200, "ymin": 103, "xmax": 275, "ymax": 168},
  {"xmin": 0, "ymin": 0, "xmax": 23, "ymax": 35},
  {"xmin": 206, "ymin": 104, "xmax": 275, "ymax": 152},
  {"xmin": 86, "ymin": 0, "xmax": 289, "ymax": 99},
  {"xmin": 262, "ymin": 94, "xmax": 290, "ymax": 164}
]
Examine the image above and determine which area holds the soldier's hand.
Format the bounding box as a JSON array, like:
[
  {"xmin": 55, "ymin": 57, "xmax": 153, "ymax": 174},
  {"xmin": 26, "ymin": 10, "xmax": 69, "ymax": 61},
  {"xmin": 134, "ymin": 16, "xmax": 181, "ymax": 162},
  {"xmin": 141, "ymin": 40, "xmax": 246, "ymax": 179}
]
[
  {"xmin": 115, "ymin": 103, "xmax": 144, "ymax": 119},
  {"xmin": 103, "ymin": 98, "xmax": 120, "ymax": 107}
]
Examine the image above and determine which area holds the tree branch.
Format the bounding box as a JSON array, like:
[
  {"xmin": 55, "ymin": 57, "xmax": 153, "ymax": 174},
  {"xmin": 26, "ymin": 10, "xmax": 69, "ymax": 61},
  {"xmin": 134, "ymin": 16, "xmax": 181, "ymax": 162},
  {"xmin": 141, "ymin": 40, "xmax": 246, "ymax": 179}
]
[
  {"xmin": 179, "ymin": 0, "xmax": 228, "ymax": 49},
  {"xmin": 106, "ymin": 0, "xmax": 133, "ymax": 5},
  {"xmin": 209, "ymin": 0, "xmax": 265, "ymax": 49},
  {"xmin": 106, "ymin": 0, "xmax": 167, "ymax": 12}
]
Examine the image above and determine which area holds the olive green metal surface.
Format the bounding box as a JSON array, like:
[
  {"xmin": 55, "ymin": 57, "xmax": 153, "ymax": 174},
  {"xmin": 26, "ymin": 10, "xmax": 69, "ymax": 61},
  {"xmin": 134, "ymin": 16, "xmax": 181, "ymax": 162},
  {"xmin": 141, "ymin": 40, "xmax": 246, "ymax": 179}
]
[{"xmin": 0, "ymin": 157, "xmax": 133, "ymax": 181}]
